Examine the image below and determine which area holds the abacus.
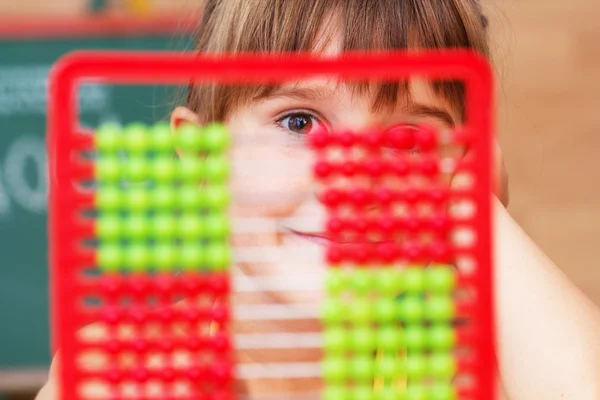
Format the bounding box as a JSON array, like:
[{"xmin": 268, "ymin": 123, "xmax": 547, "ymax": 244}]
[{"xmin": 48, "ymin": 50, "xmax": 495, "ymax": 400}]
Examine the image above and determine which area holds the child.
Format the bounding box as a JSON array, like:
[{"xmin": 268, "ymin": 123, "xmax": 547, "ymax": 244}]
[{"xmin": 37, "ymin": 0, "xmax": 600, "ymax": 399}]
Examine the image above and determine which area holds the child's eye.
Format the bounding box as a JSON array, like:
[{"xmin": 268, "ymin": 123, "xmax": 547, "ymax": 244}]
[{"xmin": 277, "ymin": 112, "xmax": 321, "ymax": 136}]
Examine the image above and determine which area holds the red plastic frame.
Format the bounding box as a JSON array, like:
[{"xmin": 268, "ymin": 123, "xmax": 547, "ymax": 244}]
[{"xmin": 48, "ymin": 50, "xmax": 495, "ymax": 399}]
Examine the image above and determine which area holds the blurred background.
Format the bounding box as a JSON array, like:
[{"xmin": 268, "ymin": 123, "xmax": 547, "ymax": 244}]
[{"xmin": 0, "ymin": 0, "xmax": 598, "ymax": 398}]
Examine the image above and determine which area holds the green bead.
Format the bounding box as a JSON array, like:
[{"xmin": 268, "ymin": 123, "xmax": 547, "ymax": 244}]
[
  {"xmin": 124, "ymin": 122, "xmax": 150, "ymax": 153},
  {"xmin": 426, "ymin": 296, "xmax": 455, "ymax": 322},
  {"xmin": 323, "ymin": 386, "xmax": 349, "ymax": 400},
  {"xmin": 180, "ymin": 244, "xmax": 203, "ymax": 270},
  {"xmin": 97, "ymin": 186, "xmax": 122, "ymax": 211},
  {"xmin": 125, "ymin": 156, "xmax": 149, "ymax": 181},
  {"xmin": 176, "ymin": 123, "xmax": 203, "ymax": 152},
  {"xmin": 154, "ymin": 242, "xmax": 177, "ymax": 271},
  {"xmin": 350, "ymin": 326, "xmax": 376, "ymax": 353},
  {"xmin": 398, "ymin": 296, "xmax": 424, "ymax": 324},
  {"xmin": 428, "ymin": 353, "xmax": 456, "ymax": 379},
  {"xmin": 205, "ymin": 243, "xmax": 231, "ymax": 270},
  {"xmin": 126, "ymin": 244, "xmax": 150, "ymax": 271},
  {"xmin": 179, "ymin": 213, "xmax": 203, "ymax": 239},
  {"xmin": 152, "ymin": 214, "xmax": 176, "ymax": 239},
  {"xmin": 322, "ymin": 357, "xmax": 347, "ymax": 383},
  {"xmin": 350, "ymin": 356, "xmax": 374, "ymax": 382},
  {"xmin": 351, "ymin": 385, "xmax": 375, "ymax": 400},
  {"xmin": 96, "ymin": 155, "xmax": 121, "ymax": 181},
  {"xmin": 403, "ymin": 266, "xmax": 425, "ymax": 293},
  {"xmin": 152, "ymin": 185, "xmax": 176, "ymax": 210},
  {"xmin": 429, "ymin": 383, "xmax": 457, "ymax": 400},
  {"xmin": 96, "ymin": 123, "xmax": 122, "ymax": 152},
  {"xmin": 151, "ymin": 122, "xmax": 173, "ymax": 153},
  {"xmin": 98, "ymin": 244, "xmax": 122, "ymax": 271},
  {"xmin": 427, "ymin": 325, "xmax": 456, "ymax": 351},
  {"xmin": 152, "ymin": 156, "xmax": 177, "ymax": 182},
  {"xmin": 178, "ymin": 156, "xmax": 204, "ymax": 182},
  {"xmin": 205, "ymin": 155, "xmax": 229, "ymax": 183},
  {"xmin": 124, "ymin": 187, "xmax": 150, "ymax": 211},
  {"xmin": 375, "ymin": 269, "xmax": 403, "ymax": 297},
  {"xmin": 204, "ymin": 185, "xmax": 230, "ymax": 210},
  {"xmin": 373, "ymin": 299, "xmax": 397, "ymax": 323},
  {"xmin": 351, "ymin": 298, "xmax": 372, "ymax": 324},
  {"xmin": 405, "ymin": 325, "xmax": 427, "ymax": 351},
  {"xmin": 202, "ymin": 122, "xmax": 230, "ymax": 152},
  {"xmin": 406, "ymin": 355, "xmax": 427, "ymax": 380},
  {"xmin": 405, "ymin": 384, "xmax": 427, "ymax": 400},
  {"xmin": 322, "ymin": 299, "xmax": 347, "ymax": 325},
  {"xmin": 350, "ymin": 269, "xmax": 374, "ymax": 295},
  {"xmin": 375, "ymin": 355, "xmax": 401, "ymax": 379},
  {"xmin": 323, "ymin": 327, "xmax": 349, "ymax": 353},
  {"xmin": 97, "ymin": 214, "xmax": 121, "ymax": 240},
  {"xmin": 377, "ymin": 387, "xmax": 403, "ymax": 400},
  {"xmin": 326, "ymin": 269, "xmax": 347, "ymax": 295},
  {"xmin": 377, "ymin": 326, "xmax": 404, "ymax": 351},
  {"xmin": 124, "ymin": 214, "xmax": 149, "ymax": 239},
  {"xmin": 178, "ymin": 185, "xmax": 201, "ymax": 210},
  {"xmin": 427, "ymin": 265, "xmax": 456, "ymax": 294},
  {"xmin": 204, "ymin": 213, "xmax": 230, "ymax": 239}
]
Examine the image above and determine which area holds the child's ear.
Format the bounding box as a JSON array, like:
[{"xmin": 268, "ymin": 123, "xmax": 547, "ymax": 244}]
[{"xmin": 170, "ymin": 106, "xmax": 201, "ymax": 131}]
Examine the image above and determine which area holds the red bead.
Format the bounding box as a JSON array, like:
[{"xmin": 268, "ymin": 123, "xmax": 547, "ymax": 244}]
[
  {"xmin": 430, "ymin": 241, "xmax": 452, "ymax": 261},
  {"xmin": 430, "ymin": 186, "xmax": 449, "ymax": 203},
  {"xmin": 155, "ymin": 275, "xmax": 174, "ymax": 293},
  {"xmin": 364, "ymin": 158, "xmax": 386, "ymax": 177},
  {"xmin": 129, "ymin": 276, "xmax": 148, "ymax": 296},
  {"xmin": 157, "ymin": 307, "xmax": 174, "ymax": 323},
  {"xmin": 314, "ymin": 161, "xmax": 333, "ymax": 178},
  {"xmin": 374, "ymin": 188, "xmax": 393, "ymax": 206},
  {"xmin": 210, "ymin": 362, "xmax": 233, "ymax": 383},
  {"xmin": 132, "ymin": 339, "xmax": 148, "ymax": 354},
  {"xmin": 208, "ymin": 274, "xmax": 229, "ymax": 295},
  {"xmin": 130, "ymin": 307, "xmax": 146, "ymax": 324},
  {"xmin": 364, "ymin": 130, "xmax": 383, "ymax": 148},
  {"xmin": 401, "ymin": 188, "xmax": 420, "ymax": 203},
  {"xmin": 187, "ymin": 336, "xmax": 202, "ymax": 351},
  {"xmin": 159, "ymin": 339, "xmax": 174, "ymax": 352},
  {"xmin": 322, "ymin": 189, "xmax": 343, "ymax": 207},
  {"xmin": 105, "ymin": 368, "xmax": 122, "ymax": 384},
  {"xmin": 386, "ymin": 124, "xmax": 416, "ymax": 150},
  {"xmin": 161, "ymin": 367, "xmax": 176, "ymax": 382},
  {"xmin": 350, "ymin": 189, "xmax": 371, "ymax": 207},
  {"xmin": 101, "ymin": 307, "xmax": 120, "ymax": 325},
  {"xmin": 105, "ymin": 339, "xmax": 121, "ymax": 354},
  {"xmin": 339, "ymin": 131, "xmax": 356, "ymax": 148},
  {"xmin": 402, "ymin": 242, "xmax": 423, "ymax": 261},
  {"xmin": 211, "ymin": 306, "xmax": 229, "ymax": 324},
  {"xmin": 133, "ymin": 367, "xmax": 149, "ymax": 383},
  {"xmin": 377, "ymin": 243, "xmax": 398, "ymax": 262},
  {"xmin": 342, "ymin": 161, "xmax": 358, "ymax": 177},
  {"xmin": 350, "ymin": 244, "xmax": 371, "ymax": 263},
  {"xmin": 210, "ymin": 389, "xmax": 234, "ymax": 400},
  {"xmin": 430, "ymin": 214, "xmax": 450, "ymax": 233},
  {"xmin": 327, "ymin": 217, "xmax": 344, "ymax": 235},
  {"xmin": 186, "ymin": 365, "xmax": 205, "ymax": 381},
  {"xmin": 101, "ymin": 275, "xmax": 121, "ymax": 295},
  {"xmin": 212, "ymin": 331, "xmax": 231, "ymax": 351},
  {"xmin": 390, "ymin": 159, "xmax": 410, "ymax": 176},
  {"xmin": 377, "ymin": 216, "xmax": 395, "ymax": 234},
  {"xmin": 184, "ymin": 307, "xmax": 200, "ymax": 323},
  {"xmin": 414, "ymin": 125, "xmax": 437, "ymax": 150},
  {"xmin": 352, "ymin": 217, "xmax": 369, "ymax": 234},
  {"xmin": 419, "ymin": 157, "xmax": 439, "ymax": 176},
  {"xmin": 326, "ymin": 246, "xmax": 344, "ymax": 263},
  {"xmin": 308, "ymin": 128, "xmax": 330, "ymax": 149},
  {"xmin": 404, "ymin": 216, "xmax": 420, "ymax": 233}
]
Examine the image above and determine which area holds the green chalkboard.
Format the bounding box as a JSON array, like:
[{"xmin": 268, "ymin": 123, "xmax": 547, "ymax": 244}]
[{"xmin": 0, "ymin": 33, "xmax": 190, "ymax": 369}]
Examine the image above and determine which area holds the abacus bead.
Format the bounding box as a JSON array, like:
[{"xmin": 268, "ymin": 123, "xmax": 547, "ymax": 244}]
[
  {"xmin": 125, "ymin": 187, "xmax": 150, "ymax": 211},
  {"xmin": 375, "ymin": 355, "xmax": 400, "ymax": 380},
  {"xmin": 387, "ymin": 124, "xmax": 416, "ymax": 150},
  {"xmin": 204, "ymin": 213, "xmax": 229, "ymax": 239},
  {"xmin": 323, "ymin": 386, "xmax": 349, "ymax": 400},
  {"xmin": 178, "ymin": 156, "xmax": 204, "ymax": 182},
  {"xmin": 377, "ymin": 243, "xmax": 398, "ymax": 263},
  {"xmin": 351, "ymin": 298, "xmax": 372, "ymax": 324},
  {"xmin": 97, "ymin": 186, "xmax": 122, "ymax": 210},
  {"xmin": 152, "ymin": 214, "xmax": 176, "ymax": 239},
  {"xmin": 430, "ymin": 214, "xmax": 450, "ymax": 233},
  {"xmin": 429, "ymin": 383, "xmax": 457, "ymax": 400},
  {"xmin": 322, "ymin": 299, "xmax": 347, "ymax": 324},
  {"xmin": 364, "ymin": 129, "xmax": 383, "ymax": 148},
  {"xmin": 205, "ymin": 243, "xmax": 231, "ymax": 270},
  {"xmin": 180, "ymin": 244, "xmax": 203, "ymax": 270},
  {"xmin": 351, "ymin": 269, "xmax": 373, "ymax": 295},
  {"xmin": 350, "ymin": 326, "xmax": 376, "ymax": 353},
  {"xmin": 205, "ymin": 155, "xmax": 229, "ymax": 183},
  {"xmin": 127, "ymin": 244, "xmax": 150, "ymax": 271},
  {"xmin": 373, "ymin": 299, "xmax": 397, "ymax": 323},
  {"xmin": 428, "ymin": 325, "xmax": 456, "ymax": 351},
  {"xmin": 153, "ymin": 185, "xmax": 176, "ymax": 210},
  {"xmin": 351, "ymin": 385, "xmax": 375, "ymax": 400},
  {"xmin": 326, "ymin": 269, "xmax": 347, "ymax": 295},
  {"xmin": 151, "ymin": 122, "xmax": 173, "ymax": 152},
  {"xmin": 415, "ymin": 125, "xmax": 437, "ymax": 150},
  {"xmin": 152, "ymin": 156, "xmax": 176, "ymax": 182},
  {"xmin": 419, "ymin": 157, "xmax": 439, "ymax": 176},
  {"xmin": 125, "ymin": 157, "xmax": 149, "ymax": 181},
  {"xmin": 323, "ymin": 189, "xmax": 343, "ymax": 207},
  {"xmin": 205, "ymin": 185, "xmax": 230, "ymax": 210},
  {"xmin": 97, "ymin": 215, "xmax": 121, "ymax": 240},
  {"xmin": 377, "ymin": 387, "xmax": 402, "ymax": 400},
  {"xmin": 429, "ymin": 353, "xmax": 456, "ymax": 379},
  {"xmin": 179, "ymin": 213, "xmax": 203, "ymax": 239},
  {"xmin": 340, "ymin": 131, "xmax": 356, "ymax": 148},
  {"xmin": 323, "ymin": 327, "xmax": 349, "ymax": 353},
  {"xmin": 96, "ymin": 123, "xmax": 122, "ymax": 152},
  {"xmin": 178, "ymin": 185, "xmax": 201, "ymax": 210},
  {"xmin": 403, "ymin": 266, "xmax": 426, "ymax": 293},
  {"xmin": 327, "ymin": 217, "xmax": 344, "ymax": 236},
  {"xmin": 322, "ymin": 357, "xmax": 347, "ymax": 383},
  {"xmin": 96, "ymin": 156, "xmax": 121, "ymax": 181},
  {"xmin": 124, "ymin": 123, "xmax": 150, "ymax": 153},
  {"xmin": 427, "ymin": 265, "xmax": 456, "ymax": 294},
  {"xmin": 377, "ymin": 327, "xmax": 404, "ymax": 351},
  {"xmin": 426, "ymin": 296, "xmax": 455, "ymax": 322},
  {"xmin": 364, "ymin": 159, "xmax": 385, "ymax": 177},
  {"xmin": 405, "ymin": 325, "xmax": 427, "ymax": 351},
  {"xmin": 342, "ymin": 161, "xmax": 357, "ymax": 177},
  {"xmin": 399, "ymin": 295, "xmax": 424, "ymax": 323},
  {"xmin": 374, "ymin": 188, "xmax": 393, "ymax": 205},
  {"xmin": 375, "ymin": 269, "xmax": 403, "ymax": 296},
  {"xmin": 154, "ymin": 243, "xmax": 177, "ymax": 271},
  {"xmin": 314, "ymin": 161, "xmax": 332, "ymax": 178},
  {"xmin": 350, "ymin": 356, "xmax": 375, "ymax": 382},
  {"xmin": 202, "ymin": 122, "xmax": 230, "ymax": 152},
  {"xmin": 326, "ymin": 246, "xmax": 344, "ymax": 264},
  {"xmin": 98, "ymin": 245, "xmax": 122, "ymax": 271},
  {"xmin": 176, "ymin": 123, "xmax": 202, "ymax": 152},
  {"xmin": 406, "ymin": 354, "xmax": 427, "ymax": 380},
  {"xmin": 406, "ymin": 384, "xmax": 428, "ymax": 400},
  {"xmin": 124, "ymin": 214, "xmax": 149, "ymax": 239}
]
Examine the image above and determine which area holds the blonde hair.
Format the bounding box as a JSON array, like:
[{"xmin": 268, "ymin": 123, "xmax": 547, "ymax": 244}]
[{"xmin": 186, "ymin": 0, "xmax": 490, "ymax": 121}]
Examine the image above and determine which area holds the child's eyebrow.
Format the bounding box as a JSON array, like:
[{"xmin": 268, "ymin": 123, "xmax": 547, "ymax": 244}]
[
  {"xmin": 407, "ymin": 103, "xmax": 455, "ymax": 126},
  {"xmin": 264, "ymin": 85, "xmax": 335, "ymax": 102}
]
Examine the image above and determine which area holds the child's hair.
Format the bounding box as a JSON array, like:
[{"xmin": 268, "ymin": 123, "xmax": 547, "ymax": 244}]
[{"xmin": 186, "ymin": 0, "xmax": 490, "ymax": 122}]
